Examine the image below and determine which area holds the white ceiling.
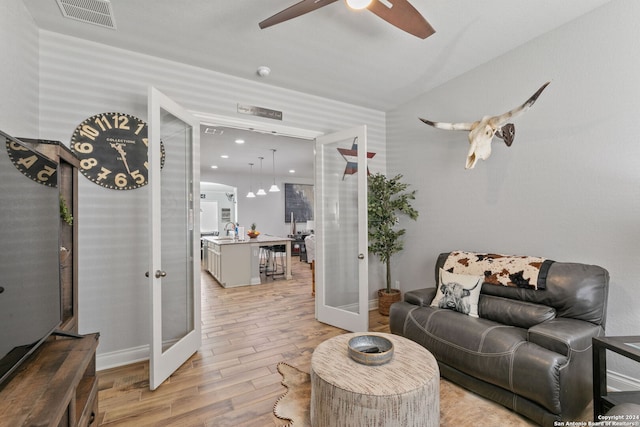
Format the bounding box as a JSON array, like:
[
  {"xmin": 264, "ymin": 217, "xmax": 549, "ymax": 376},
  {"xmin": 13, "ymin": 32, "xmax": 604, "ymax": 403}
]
[
  {"xmin": 24, "ymin": 0, "xmax": 612, "ymax": 110},
  {"xmin": 200, "ymin": 125, "xmax": 314, "ymax": 180},
  {"xmin": 22, "ymin": 0, "xmax": 612, "ymax": 179}
]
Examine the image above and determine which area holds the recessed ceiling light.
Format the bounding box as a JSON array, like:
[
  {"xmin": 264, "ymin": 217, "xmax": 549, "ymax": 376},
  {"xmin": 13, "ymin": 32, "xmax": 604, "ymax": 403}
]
[
  {"xmin": 210, "ymin": 165, "xmax": 218, "ymax": 169},
  {"xmin": 220, "ymin": 154, "xmax": 229, "ymax": 159},
  {"xmin": 235, "ymin": 139, "xmax": 245, "ymax": 144},
  {"xmin": 289, "ymin": 169, "xmax": 296, "ymax": 174}
]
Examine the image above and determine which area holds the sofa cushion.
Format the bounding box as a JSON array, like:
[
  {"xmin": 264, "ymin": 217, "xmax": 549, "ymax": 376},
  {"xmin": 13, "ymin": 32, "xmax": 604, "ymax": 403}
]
[
  {"xmin": 431, "ymin": 269, "xmax": 483, "ymax": 317},
  {"xmin": 479, "ymin": 295, "xmax": 556, "ymax": 328},
  {"xmin": 404, "ymin": 288, "xmax": 437, "ymax": 307},
  {"xmin": 400, "ymin": 305, "xmax": 568, "ymax": 414}
]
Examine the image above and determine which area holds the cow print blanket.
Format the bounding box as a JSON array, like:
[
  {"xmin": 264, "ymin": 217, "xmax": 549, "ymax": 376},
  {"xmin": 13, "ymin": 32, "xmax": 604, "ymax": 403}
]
[{"xmin": 443, "ymin": 251, "xmax": 554, "ymax": 290}]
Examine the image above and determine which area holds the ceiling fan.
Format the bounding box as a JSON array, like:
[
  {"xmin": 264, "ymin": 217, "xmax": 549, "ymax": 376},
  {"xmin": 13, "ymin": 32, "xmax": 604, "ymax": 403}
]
[{"xmin": 259, "ymin": 0, "xmax": 435, "ymax": 39}]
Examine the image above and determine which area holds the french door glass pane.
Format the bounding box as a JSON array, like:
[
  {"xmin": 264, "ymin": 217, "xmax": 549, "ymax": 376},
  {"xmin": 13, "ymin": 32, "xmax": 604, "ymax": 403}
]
[
  {"xmin": 160, "ymin": 109, "xmax": 194, "ymax": 350},
  {"xmin": 320, "ymin": 137, "xmax": 360, "ymax": 314}
]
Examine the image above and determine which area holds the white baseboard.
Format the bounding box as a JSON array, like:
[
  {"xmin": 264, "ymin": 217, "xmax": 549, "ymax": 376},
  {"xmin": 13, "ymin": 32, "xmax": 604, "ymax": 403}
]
[
  {"xmin": 97, "ymin": 344, "xmax": 149, "ymax": 371},
  {"xmin": 98, "ymin": 302, "xmax": 380, "ymax": 371},
  {"xmin": 607, "ymin": 369, "xmax": 640, "ymax": 392}
]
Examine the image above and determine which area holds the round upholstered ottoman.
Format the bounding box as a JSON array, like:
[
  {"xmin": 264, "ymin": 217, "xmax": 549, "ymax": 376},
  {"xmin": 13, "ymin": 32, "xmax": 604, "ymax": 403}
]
[{"xmin": 310, "ymin": 332, "xmax": 439, "ymax": 427}]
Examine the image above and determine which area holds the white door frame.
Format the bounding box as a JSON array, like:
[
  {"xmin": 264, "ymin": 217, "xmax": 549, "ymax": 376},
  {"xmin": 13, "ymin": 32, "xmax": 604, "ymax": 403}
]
[{"xmin": 190, "ymin": 111, "xmax": 323, "ymax": 141}]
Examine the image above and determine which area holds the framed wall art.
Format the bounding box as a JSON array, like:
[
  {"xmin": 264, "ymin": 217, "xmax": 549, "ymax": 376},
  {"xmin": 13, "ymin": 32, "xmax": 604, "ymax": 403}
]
[{"xmin": 284, "ymin": 183, "xmax": 314, "ymax": 223}]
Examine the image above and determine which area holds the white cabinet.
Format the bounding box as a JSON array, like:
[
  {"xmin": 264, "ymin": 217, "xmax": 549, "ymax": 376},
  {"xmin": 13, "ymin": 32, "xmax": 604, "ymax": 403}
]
[
  {"xmin": 208, "ymin": 243, "xmax": 221, "ymax": 281},
  {"xmin": 204, "ymin": 240, "xmax": 251, "ymax": 288}
]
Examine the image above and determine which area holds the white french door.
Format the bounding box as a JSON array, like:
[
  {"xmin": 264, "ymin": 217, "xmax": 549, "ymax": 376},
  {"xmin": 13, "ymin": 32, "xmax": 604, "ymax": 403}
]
[
  {"xmin": 148, "ymin": 87, "xmax": 201, "ymax": 390},
  {"xmin": 315, "ymin": 125, "xmax": 368, "ymax": 332}
]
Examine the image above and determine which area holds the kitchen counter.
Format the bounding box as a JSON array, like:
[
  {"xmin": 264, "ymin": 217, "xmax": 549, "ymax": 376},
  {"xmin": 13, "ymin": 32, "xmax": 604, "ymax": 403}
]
[
  {"xmin": 202, "ymin": 235, "xmax": 293, "ymax": 287},
  {"xmin": 203, "ymin": 235, "xmax": 293, "ymax": 246}
]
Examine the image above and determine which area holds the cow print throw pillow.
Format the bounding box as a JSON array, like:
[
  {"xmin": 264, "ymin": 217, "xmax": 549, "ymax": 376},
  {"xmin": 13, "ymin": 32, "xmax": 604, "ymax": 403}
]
[{"xmin": 431, "ymin": 269, "xmax": 483, "ymax": 318}]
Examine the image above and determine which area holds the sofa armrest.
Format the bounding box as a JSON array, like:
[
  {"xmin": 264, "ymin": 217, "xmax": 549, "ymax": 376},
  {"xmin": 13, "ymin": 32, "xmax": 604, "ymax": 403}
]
[
  {"xmin": 404, "ymin": 288, "xmax": 437, "ymax": 307},
  {"xmin": 528, "ymin": 317, "xmax": 603, "ymax": 357}
]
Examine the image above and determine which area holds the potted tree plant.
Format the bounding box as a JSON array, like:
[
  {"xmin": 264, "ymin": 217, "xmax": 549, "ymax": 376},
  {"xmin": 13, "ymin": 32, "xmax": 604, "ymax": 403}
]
[{"xmin": 368, "ymin": 173, "xmax": 418, "ymax": 315}]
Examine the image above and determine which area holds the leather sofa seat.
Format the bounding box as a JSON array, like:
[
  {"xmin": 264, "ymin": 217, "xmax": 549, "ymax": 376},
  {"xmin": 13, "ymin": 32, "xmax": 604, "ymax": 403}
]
[{"xmin": 390, "ymin": 252, "xmax": 609, "ymax": 427}]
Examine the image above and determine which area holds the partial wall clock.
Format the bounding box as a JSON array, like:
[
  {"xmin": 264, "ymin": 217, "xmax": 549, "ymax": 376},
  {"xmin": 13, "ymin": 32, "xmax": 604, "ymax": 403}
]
[
  {"xmin": 5, "ymin": 136, "xmax": 58, "ymax": 187},
  {"xmin": 70, "ymin": 112, "xmax": 165, "ymax": 190}
]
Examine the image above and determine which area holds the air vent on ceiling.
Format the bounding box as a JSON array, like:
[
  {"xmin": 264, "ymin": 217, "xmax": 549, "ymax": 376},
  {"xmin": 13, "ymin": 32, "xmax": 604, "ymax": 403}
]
[{"xmin": 56, "ymin": 0, "xmax": 117, "ymax": 30}]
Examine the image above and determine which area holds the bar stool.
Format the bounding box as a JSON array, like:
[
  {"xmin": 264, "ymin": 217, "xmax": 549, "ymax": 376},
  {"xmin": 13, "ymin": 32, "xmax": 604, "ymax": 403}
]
[
  {"xmin": 259, "ymin": 246, "xmax": 271, "ymax": 273},
  {"xmin": 265, "ymin": 244, "xmax": 286, "ymax": 279}
]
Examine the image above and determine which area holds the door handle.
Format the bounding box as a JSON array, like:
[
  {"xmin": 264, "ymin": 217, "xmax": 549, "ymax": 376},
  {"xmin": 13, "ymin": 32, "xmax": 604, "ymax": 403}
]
[
  {"xmin": 358, "ymin": 253, "xmax": 365, "ymax": 259},
  {"xmin": 145, "ymin": 270, "xmax": 167, "ymax": 278}
]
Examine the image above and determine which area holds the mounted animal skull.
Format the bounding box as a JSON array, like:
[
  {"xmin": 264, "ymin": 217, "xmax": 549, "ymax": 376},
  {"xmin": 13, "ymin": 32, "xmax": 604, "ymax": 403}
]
[{"xmin": 419, "ymin": 82, "xmax": 550, "ymax": 169}]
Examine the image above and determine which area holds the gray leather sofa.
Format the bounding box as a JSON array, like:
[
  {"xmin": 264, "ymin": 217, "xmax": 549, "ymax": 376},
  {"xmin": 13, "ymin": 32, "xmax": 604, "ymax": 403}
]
[{"xmin": 390, "ymin": 252, "xmax": 609, "ymax": 427}]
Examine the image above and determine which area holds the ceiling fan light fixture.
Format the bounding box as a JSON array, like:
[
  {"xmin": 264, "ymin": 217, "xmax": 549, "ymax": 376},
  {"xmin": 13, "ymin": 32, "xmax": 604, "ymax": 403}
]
[
  {"xmin": 346, "ymin": 0, "xmax": 372, "ymax": 10},
  {"xmin": 260, "ymin": 0, "xmax": 435, "ymax": 39}
]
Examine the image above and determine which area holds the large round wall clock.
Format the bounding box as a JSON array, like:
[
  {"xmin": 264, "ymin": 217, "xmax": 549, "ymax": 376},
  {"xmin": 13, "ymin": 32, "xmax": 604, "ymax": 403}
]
[
  {"xmin": 5, "ymin": 137, "xmax": 58, "ymax": 187},
  {"xmin": 70, "ymin": 112, "xmax": 165, "ymax": 190}
]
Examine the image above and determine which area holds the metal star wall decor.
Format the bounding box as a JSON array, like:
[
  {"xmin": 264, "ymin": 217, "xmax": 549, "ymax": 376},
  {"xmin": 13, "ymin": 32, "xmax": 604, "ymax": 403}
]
[{"xmin": 337, "ymin": 137, "xmax": 376, "ymax": 180}]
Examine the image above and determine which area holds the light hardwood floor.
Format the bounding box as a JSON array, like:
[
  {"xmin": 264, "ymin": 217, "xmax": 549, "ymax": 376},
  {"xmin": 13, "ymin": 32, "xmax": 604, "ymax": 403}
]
[{"xmin": 97, "ymin": 257, "xmax": 390, "ymax": 426}]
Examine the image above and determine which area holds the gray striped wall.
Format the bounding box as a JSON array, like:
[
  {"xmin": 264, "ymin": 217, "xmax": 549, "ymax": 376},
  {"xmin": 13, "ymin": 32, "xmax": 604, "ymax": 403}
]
[
  {"xmin": 37, "ymin": 30, "xmax": 386, "ymax": 368},
  {"xmin": 1, "ymin": 0, "xmax": 39, "ymax": 135}
]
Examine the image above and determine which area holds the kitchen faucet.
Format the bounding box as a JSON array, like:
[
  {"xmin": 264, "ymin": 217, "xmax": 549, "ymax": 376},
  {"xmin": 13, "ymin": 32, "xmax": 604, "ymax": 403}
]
[{"xmin": 224, "ymin": 222, "xmax": 236, "ymax": 237}]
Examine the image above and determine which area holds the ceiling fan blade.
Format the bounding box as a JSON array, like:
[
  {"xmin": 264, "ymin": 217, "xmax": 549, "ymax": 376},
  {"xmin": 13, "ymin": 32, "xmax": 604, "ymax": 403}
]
[
  {"xmin": 367, "ymin": 0, "xmax": 435, "ymax": 39},
  {"xmin": 259, "ymin": 0, "xmax": 340, "ymax": 29}
]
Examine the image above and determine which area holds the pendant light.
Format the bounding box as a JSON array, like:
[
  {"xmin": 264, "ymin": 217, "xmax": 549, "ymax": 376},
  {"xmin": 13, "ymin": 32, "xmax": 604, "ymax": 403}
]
[
  {"xmin": 269, "ymin": 149, "xmax": 280, "ymax": 192},
  {"xmin": 256, "ymin": 156, "xmax": 267, "ymax": 196},
  {"xmin": 246, "ymin": 163, "xmax": 256, "ymax": 198}
]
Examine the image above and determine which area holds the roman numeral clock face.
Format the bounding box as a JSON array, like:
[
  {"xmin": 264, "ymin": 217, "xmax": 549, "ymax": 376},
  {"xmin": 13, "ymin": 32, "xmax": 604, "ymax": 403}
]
[{"xmin": 71, "ymin": 112, "xmax": 164, "ymax": 190}]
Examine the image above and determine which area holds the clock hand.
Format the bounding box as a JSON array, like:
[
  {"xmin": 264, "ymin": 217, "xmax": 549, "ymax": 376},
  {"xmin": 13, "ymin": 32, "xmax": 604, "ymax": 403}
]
[{"xmin": 110, "ymin": 143, "xmax": 133, "ymax": 176}]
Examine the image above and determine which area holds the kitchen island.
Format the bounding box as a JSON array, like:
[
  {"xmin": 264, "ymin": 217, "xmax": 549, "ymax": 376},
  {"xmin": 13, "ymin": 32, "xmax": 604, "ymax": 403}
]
[{"xmin": 202, "ymin": 235, "xmax": 293, "ymax": 288}]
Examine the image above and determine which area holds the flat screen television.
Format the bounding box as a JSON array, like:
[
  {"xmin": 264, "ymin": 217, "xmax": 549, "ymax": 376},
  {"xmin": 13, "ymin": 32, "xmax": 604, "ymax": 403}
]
[{"xmin": 0, "ymin": 130, "xmax": 62, "ymax": 387}]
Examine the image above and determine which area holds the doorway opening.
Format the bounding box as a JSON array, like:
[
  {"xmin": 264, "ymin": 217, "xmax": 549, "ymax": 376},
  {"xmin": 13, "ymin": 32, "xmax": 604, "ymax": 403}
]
[
  {"xmin": 200, "ymin": 182, "xmax": 237, "ymax": 236},
  {"xmin": 197, "ymin": 116, "xmax": 319, "ymax": 240},
  {"xmin": 196, "ymin": 112, "xmax": 321, "ymax": 287}
]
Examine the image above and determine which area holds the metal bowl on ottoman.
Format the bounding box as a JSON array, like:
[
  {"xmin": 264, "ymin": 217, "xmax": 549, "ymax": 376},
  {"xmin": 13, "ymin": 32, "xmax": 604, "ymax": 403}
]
[{"xmin": 348, "ymin": 335, "xmax": 394, "ymax": 365}]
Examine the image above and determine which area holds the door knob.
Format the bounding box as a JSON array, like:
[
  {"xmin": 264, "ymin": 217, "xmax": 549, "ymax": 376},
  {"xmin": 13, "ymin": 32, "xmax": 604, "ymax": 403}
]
[
  {"xmin": 145, "ymin": 271, "xmax": 167, "ymax": 278},
  {"xmin": 358, "ymin": 253, "xmax": 365, "ymax": 259}
]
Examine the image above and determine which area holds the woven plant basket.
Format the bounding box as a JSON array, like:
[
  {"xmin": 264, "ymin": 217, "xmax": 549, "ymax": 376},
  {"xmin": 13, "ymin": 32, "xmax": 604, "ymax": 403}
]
[{"xmin": 378, "ymin": 289, "xmax": 402, "ymax": 316}]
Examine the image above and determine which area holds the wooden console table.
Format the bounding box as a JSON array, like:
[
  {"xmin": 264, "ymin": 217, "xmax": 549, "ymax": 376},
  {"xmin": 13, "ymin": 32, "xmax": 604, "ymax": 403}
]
[
  {"xmin": 593, "ymin": 335, "xmax": 640, "ymax": 418},
  {"xmin": 0, "ymin": 333, "xmax": 99, "ymax": 427}
]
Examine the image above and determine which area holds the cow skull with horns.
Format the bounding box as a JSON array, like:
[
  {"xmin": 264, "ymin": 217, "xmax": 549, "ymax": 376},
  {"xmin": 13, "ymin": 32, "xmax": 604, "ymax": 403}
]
[{"xmin": 419, "ymin": 82, "xmax": 550, "ymax": 169}]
